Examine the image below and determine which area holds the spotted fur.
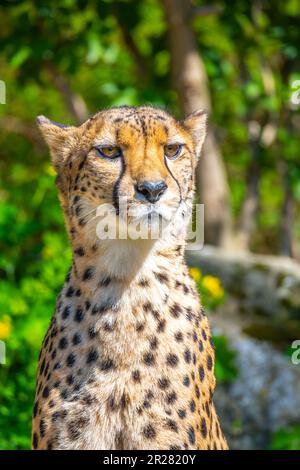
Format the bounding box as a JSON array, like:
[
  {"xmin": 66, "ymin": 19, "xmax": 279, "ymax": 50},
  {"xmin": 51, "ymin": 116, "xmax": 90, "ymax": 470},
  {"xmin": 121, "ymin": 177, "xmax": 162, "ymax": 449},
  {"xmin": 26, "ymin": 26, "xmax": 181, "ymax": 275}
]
[{"xmin": 32, "ymin": 106, "xmax": 228, "ymax": 450}]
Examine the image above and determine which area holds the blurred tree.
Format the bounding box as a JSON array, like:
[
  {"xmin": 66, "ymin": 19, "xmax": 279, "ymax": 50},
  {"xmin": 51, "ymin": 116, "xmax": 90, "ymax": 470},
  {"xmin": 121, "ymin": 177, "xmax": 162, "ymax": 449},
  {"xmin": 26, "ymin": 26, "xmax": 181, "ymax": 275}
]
[
  {"xmin": 163, "ymin": 0, "xmax": 234, "ymax": 248},
  {"xmin": 235, "ymin": 0, "xmax": 277, "ymax": 250}
]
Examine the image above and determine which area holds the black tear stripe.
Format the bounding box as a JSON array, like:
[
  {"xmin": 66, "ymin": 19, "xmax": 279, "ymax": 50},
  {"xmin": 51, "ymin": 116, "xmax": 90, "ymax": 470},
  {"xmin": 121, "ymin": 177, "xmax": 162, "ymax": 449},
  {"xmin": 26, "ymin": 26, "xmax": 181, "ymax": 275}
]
[
  {"xmin": 78, "ymin": 154, "xmax": 87, "ymax": 171},
  {"xmin": 164, "ymin": 156, "xmax": 182, "ymax": 203},
  {"xmin": 112, "ymin": 155, "xmax": 126, "ymax": 215},
  {"xmin": 68, "ymin": 152, "xmax": 88, "ymax": 208}
]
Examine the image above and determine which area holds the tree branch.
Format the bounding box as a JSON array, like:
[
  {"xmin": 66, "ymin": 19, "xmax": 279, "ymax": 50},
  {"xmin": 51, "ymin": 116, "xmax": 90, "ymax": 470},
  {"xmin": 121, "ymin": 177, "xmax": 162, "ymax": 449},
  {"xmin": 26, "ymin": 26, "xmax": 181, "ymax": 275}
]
[
  {"xmin": 45, "ymin": 63, "xmax": 89, "ymax": 124},
  {"xmin": 0, "ymin": 116, "xmax": 42, "ymax": 145},
  {"xmin": 114, "ymin": 15, "xmax": 149, "ymax": 80},
  {"xmin": 191, "ymin": 5, "xmax": 223, "ymax": 18}
]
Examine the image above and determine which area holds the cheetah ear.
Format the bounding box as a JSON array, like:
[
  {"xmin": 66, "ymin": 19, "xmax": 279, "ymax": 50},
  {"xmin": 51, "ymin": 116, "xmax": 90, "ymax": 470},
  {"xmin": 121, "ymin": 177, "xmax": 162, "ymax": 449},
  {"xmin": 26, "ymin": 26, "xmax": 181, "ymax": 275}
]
[
  {"xmin": 183, "ymin": 109, "xmax": 208, "ymax": 159},
  {"xmin": 37, "ymin": 115, "xmax": 78, "ymax": 170}
]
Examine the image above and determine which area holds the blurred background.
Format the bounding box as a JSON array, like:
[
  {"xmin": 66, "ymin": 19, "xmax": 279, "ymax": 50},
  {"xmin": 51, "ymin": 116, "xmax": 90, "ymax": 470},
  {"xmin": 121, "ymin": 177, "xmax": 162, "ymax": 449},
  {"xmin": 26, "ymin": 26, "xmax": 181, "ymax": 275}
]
[{"xmin": 0, "ymin": 0, "xmax": 300, "ymax": 450}]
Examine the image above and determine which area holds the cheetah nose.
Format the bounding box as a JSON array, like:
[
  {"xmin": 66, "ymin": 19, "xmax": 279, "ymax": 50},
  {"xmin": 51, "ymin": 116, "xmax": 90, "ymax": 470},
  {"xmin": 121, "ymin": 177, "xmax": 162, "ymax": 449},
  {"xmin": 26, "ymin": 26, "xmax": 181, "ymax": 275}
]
[{"xmin": 136, "ymin": 180, "xmax": 167, "ymax": 203}]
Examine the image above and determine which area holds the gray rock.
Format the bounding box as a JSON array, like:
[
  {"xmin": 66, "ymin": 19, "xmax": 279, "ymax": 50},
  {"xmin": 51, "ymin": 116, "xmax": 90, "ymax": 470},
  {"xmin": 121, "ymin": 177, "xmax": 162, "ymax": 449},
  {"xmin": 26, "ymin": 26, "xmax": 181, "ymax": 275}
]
[
  {"xmin": 187, "ymin": 245, "xmax": 300, "ymax": 319},
  {"xmin": 214, "ymin": 336, "xmax": 300, "ymax": 449}
]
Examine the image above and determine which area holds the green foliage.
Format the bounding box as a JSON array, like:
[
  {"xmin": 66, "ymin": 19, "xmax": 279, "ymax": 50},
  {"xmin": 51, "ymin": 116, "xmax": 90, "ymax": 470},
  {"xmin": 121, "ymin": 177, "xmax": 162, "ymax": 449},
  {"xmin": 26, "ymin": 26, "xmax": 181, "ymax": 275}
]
[
  {"xmin": 213, "ymin": 335, "xmax": 238, "ymax": 384},
  {"xmin": 0, "ymin": 169, "xmax": 71, "ymax": 450},
  {"xmin": 270, "ymin": 426, "xmax": 300, "ymax": 450},
  {"xmin": 0, "ymin": 0, "xmax": 299, "ymax": 450}
]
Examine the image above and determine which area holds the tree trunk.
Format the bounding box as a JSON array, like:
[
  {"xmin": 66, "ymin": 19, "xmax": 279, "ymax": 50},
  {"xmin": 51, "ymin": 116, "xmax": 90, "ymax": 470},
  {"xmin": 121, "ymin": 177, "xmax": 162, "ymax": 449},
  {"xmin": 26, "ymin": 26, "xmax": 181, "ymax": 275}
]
[
  {"xmin": 236, "ymin": 1, "xmax": 276, "ymax": 251},
  {"xmin": 280, "ymin": 186, "xmax": 296, "ymax": 258},
  {"xmin": 236, "ymin": 123, "xmax": 261, "ymax": 250},
  {"xmin": 162, "ymin": 0, "xmax": 233, "ymax": 248},
  {"xmin": 278, "ymin": 161, "xmax": 296, "ymax": 258},
  {"xmin": 277, "ymin": 58, "xmax": 298, "ymax": 259}
]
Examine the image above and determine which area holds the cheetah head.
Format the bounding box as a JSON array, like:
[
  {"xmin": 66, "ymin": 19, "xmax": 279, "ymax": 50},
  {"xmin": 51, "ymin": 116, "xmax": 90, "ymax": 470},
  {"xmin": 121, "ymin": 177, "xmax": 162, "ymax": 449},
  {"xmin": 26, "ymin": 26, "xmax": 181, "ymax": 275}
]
[{"xmin": 37, "ymin": 106, "xmax": 207, "ymax": 245}]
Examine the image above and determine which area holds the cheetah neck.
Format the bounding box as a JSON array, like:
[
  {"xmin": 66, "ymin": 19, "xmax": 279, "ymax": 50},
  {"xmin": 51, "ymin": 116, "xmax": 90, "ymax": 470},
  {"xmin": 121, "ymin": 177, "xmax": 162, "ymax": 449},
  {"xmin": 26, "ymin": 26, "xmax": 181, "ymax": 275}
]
[
  {"xmin": 60, "ymin": 201, "xmax": 192, "ymax": 323},
  {"xmin": 59, "ymin": 229, "xmax": 189, "ymax": 322},
  {"xmin": 70, "ymin": 236, "xmax": 185, "ymax": 288}
]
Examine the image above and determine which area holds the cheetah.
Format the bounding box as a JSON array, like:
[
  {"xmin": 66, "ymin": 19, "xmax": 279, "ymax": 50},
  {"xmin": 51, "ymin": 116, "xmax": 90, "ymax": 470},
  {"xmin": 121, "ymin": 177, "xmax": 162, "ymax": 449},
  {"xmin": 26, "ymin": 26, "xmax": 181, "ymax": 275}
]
[{"xmin": 32, "ymin": 105, "xmax": 228, "ymax": 450}]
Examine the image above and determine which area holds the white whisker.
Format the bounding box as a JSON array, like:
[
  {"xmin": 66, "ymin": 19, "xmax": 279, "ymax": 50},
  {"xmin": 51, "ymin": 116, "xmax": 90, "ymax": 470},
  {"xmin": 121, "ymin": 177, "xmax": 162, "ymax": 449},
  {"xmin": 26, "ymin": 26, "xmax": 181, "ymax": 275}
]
[{"xmin": 79, "ymin": 206, "xmax": 98, "ymax": 218}]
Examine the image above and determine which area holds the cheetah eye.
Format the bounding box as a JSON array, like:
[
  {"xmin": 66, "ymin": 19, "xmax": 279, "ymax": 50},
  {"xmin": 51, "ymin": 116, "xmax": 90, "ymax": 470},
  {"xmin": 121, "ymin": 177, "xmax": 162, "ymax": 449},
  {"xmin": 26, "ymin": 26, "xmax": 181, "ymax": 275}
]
[
  {"xmin": 164, "ymin": 143, "xmax": 183, "ymax": 160},
  {"xmin": 95, "ymin": 145, "xmax": 122, "ymax": 159}
]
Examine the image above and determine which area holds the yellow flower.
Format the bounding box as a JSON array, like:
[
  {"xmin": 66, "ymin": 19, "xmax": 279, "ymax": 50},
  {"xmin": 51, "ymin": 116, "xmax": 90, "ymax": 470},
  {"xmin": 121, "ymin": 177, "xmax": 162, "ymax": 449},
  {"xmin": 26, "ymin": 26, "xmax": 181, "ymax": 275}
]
[
  {"xmin": 202, "ymin": 275, "xmax": 224, "ymax": 299},
  {"xmin": 189, "ymin": 267, "xmax": 202, "ymax": 283},
  {"xmin": 0, "ymin": 315, "xmax": 12, "ymax": 340},
  {"xmin": 45, "ymin": 163, "xmax": 56, "ymax": 177}
]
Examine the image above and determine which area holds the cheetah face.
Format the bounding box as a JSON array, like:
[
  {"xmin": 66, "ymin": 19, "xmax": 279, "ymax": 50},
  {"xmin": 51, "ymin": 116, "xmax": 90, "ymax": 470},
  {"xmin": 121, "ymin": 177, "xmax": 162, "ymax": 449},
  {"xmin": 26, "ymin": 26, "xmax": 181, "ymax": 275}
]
[{"xmin": 37, "ymin": 106, "xmax": 207, "ymax": 241}]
